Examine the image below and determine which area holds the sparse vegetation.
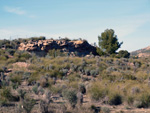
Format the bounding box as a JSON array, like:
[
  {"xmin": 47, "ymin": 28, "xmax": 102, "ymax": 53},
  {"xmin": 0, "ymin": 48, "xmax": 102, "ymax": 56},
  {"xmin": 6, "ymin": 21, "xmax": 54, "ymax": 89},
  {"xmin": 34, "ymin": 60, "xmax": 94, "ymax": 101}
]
[{"xmin": 0, "ymin": 37, "xmax": 150, "ymax": 112}]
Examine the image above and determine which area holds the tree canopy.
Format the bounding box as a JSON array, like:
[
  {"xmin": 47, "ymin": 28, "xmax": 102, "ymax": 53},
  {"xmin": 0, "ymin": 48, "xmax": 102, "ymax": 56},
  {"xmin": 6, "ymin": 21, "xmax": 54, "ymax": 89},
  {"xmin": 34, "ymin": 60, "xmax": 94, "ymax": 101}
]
[{"xmin": 97, "ymin": 29, "xmax": 123, "ymax": 55}]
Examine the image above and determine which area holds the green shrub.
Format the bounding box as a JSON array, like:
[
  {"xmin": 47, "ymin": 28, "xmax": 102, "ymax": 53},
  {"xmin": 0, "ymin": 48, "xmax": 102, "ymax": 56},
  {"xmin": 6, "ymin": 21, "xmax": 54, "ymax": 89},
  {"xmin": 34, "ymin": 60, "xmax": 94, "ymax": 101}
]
[
  {"xmin": 29, "ymin": 36, "xmax": 46, "ymax": 41},
  {"xmin": 17, "ymin": 89, "xmax": 26, "ymax": 100},
  {"xmin": 48, "ymin": 49, "xmax": 65, "ymax": 58},
  {"xmin": 22, "ymin": 97, "xmax": 36, "ymax": 113},
  {"xmin": 79, "ymin": 84, "xmax": 86, "ymax": 94},
  {"xmin": 49, "ymin": 69, "xmax": 64, "ymax": 79},
  {"xmin": 6, "ymin": 49, "xmax": 15, "ymax": 56},
  {"xmin": 123, "ymin": 74, "xmax": 136, "ymax": 80},
  {"xmin": 7, "ymin": 58, "xmax": 17, "ymax": 64},
  {"xmin": 89, "ymin": 84, "xmax": 108, "ymax": 101},
  {"xmin": 20, "ymin": 52, "xmax": 31, "ymax": 59},
  {"xmin": 0, "ymin": 97, "xmax": 7, "ymax": 106},
  {"xmin": 32, "ymin": 85, "xmax": 38, "ymax": 94},
  {"xmin": 108, "ymin": 93, "xmax": 122, "ymax": 105},
  {"xmin": 0, "ymin": 56, "xmax": 8, "ymax": 61},
  {"xmin": 62, "ymin": 88, "xmax": 77, "ymax": 108},
  {"xmin": 11, "ymin": 82, "xmax": 19, "ymax": 89},
  {"xmin": 0, "ymin": 87, "xmax": 18, "ymax": 101},
  {"xmin": 10, "ymin": 75, "xmax": 22, "ymax": 85},
  {"xmin": 127, "ymin": 96, "xmax": 134, "ymax": 105},
  {"xmin": 118, "ymin": 50, "xmax": 130, "ymax": 58},
  {"xmin": 90, "ymin": 104, "xmax": 100, "ymax": 113},
  {"xmin": 134, "ymin": 93, "xmax": 150, "ymax": 108},
  {"xmin": 50, "ymin": 85, "xmax": 64, "ymax": 95},
  {"xmin": 0, "ymin": 87, "xmax": 13, "ymax": 101}
]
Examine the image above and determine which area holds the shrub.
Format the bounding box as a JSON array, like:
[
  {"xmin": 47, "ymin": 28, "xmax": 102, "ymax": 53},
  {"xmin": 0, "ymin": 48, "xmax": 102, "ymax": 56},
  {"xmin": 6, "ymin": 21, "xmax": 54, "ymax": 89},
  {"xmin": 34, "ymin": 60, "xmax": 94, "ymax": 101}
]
[
  {"xmin": 101, "ymin": 107, "xmax": 110, "ymax": 113},
  {"xmin": 61, "ymin": 69, "xmax": 68, "ymax": 76},
  {"xmin": 0, "ymin": 87, "xmax": 18, "ymax": 101},
  {"xmin": 40, "ymin": 76, "xmax": 48, "ymax": 87},
  {"xmin": 123, "ymin": 74, "xmax": 136, "ymax": 80},
  {"xmin": 38, "ymin": 86, "xmax": 45, "ymax": 95},
  {"xmin": 32, "ymin": 85, "xmax": 38, "ymax": 94},
  {"xmin": 39, "ymin": 100, "xmax": 49, "ymax": 113},
  {"xmin": 134, "ymin": 61, "xmax": 141, "ymax": 68},
  {"xmin": 22, "ymin": 97, "xmax": 36, "ymax": 113},
  {"xmin": 48, "ymin": 49, "xmax": 64, "ymax": 57},
  {"xmin": 90, "ymin": 105, "xmax": 101, "ymax": 113},
  {"xmin": 127, "ymin": 96, "xmax": 134, "ymax": 105},
  {"xmin": 134, "ymin": 93, "xmax": 150, "ymax": 108},
  {"xmin": 50, "ymin": 85, "xmax": 64, "ymax": 95},
  {"xmin": 131, "ymin": 87, "xmax": 140, "ymax": 94},
  {"xmin": 11, "ymin": 82, "xmax": 19, "ymax": 89},
  {"xmin": 79, "ymin": 84, "xmax": 86, "ymax": 94},
  {"xmin": 77, "ymin": 92, "xmax": 83, "ymax": 105},
  {"xmin": 6, "ymin": 49, "xmax": 15, "ymax": 56},
  {"xmin": 30, "ymin": 36, "xmax": 46, "ymax": 41},
  {"xmin": 133, "ymin": 100, "xmax": 143, "ymax": 108},
  {"xmin": 62, "ymin": 89, "xmax": 77, "ymax": 108},
  {"xmin": 0, "ymin": 97, "xmax": 7, "ymax": 106},
  {"xmin": 43, "ymin": 90, "xmax": 51, "ymax": 104},
  {"xmin": 17, "ymin": 89, "xmax": 26, "ymax": 100},
  {"xmin": 89, "ymin": 84, "xmax": 108, "ymax": 101},
  {"xmin": 0, "ymin": 87, "xmax": 12, "ymax": 101},
  {"xmin": 23, "ymin": 72, "xmax": 31, "ymax": 80},
  {"xmin": 85, "ymin": 69, "xmax": 90, "ymax": 76},
  {"xmin": 108, "ymin": 93, "xmax": 122, "ymax": 105},
  {"xmin": 10, "ymin": 75, "xmax": 22, "ymax": 85},
  {"xmin": 90, "ymin": 69, "xmax": 99, "ymax": 77},
  {"xmin": 118, "ymin": 50, "xmax": 130, "ymax": 58},
  {"xmin": 48, "ymin": 69, "xmax": 64, "ymax": 79},
  {"xmin": 14, "ymin": 51, "xmax": 31, "ymax": 61},
  {"xmin": 0, "ymin": 56, "xmax": 8, "ymax": 61}
]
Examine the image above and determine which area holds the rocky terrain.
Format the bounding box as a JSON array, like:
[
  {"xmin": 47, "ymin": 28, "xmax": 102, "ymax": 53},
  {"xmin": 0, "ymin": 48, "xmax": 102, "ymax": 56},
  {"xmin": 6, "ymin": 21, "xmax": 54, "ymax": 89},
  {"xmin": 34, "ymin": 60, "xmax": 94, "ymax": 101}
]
[{"xmin": 18, "ymin": 39, "xmax": 97, "ymax": 56}]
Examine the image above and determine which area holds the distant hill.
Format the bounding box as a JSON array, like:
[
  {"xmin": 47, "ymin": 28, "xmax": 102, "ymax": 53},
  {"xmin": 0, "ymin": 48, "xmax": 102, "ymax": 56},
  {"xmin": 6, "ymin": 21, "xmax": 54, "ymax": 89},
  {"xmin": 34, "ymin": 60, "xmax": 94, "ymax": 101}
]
[{"xmin": 131, "ymin": 46, "xmax": 150, "ymax": 57}]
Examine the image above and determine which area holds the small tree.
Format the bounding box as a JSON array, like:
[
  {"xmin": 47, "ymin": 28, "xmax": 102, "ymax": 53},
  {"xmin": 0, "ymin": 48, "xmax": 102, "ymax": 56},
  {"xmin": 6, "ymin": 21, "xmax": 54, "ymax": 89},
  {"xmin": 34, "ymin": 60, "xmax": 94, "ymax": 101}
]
[{"xmin": 98, "ymin": 29, "xmax": 123, "ymax": 55}]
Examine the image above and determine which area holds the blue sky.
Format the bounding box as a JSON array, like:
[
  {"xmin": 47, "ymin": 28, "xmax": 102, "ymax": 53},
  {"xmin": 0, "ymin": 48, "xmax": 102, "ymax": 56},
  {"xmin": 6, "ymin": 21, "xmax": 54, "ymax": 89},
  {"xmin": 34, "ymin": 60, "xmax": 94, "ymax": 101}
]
[{"xmin": 0, "ymin": 0, "xmax": 150, "ymax": 52}]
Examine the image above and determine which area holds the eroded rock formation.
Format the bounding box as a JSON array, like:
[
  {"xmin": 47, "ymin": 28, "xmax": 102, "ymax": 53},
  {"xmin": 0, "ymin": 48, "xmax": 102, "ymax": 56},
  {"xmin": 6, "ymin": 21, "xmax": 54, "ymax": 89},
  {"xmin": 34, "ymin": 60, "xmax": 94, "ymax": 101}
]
[{"xmin": 18, "ymin": 39, "xmax": 97, "ymax": 56}]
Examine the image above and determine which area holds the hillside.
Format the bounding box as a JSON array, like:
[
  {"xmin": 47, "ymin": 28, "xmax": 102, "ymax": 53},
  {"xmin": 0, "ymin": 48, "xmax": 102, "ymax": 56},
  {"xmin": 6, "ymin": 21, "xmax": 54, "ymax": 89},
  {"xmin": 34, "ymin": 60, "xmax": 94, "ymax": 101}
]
[
  {"xmin": 131, "ymin": 46, "xmax": 150, "ymax": 57},
  {"xmin": 1, "ymin": 38, "xmax": 150, "ymax": 113}
]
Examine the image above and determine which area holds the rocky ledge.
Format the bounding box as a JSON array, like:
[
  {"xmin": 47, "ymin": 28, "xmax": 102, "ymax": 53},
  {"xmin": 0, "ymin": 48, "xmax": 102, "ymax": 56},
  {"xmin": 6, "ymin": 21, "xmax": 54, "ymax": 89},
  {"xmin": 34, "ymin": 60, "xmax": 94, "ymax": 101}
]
[{"xmin": 18, "ymin": 39, "xmax": 97, "ymax": 56}]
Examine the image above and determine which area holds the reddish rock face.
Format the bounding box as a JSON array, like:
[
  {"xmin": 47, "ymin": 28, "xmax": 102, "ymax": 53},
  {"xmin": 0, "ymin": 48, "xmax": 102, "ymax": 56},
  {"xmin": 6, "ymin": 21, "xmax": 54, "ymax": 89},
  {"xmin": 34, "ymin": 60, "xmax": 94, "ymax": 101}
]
[{"xmin": 18, "ymin": 39, "xmax": 97, "ymax": 56}]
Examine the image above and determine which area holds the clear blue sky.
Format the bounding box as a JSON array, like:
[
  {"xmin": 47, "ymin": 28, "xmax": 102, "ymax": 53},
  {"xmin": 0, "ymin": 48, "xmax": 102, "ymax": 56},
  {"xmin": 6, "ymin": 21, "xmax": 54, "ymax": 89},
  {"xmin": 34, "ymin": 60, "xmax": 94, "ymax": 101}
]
[{"xmin": 0, "ymin": 0, "xmax": 150, "ymax": 52}]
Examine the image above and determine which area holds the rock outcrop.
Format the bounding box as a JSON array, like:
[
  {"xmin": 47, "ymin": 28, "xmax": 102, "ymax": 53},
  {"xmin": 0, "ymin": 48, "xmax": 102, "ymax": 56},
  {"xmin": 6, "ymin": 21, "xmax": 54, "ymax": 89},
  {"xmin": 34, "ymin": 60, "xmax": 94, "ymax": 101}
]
[{"xmin": 18, "ymin": 39, "xmax": 97, "ymax": 56}]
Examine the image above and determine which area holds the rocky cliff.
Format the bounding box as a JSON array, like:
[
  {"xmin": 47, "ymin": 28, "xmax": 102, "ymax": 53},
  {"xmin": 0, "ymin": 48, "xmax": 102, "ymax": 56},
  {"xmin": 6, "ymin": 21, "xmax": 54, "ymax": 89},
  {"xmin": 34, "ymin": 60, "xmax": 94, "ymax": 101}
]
[{"xmin": 18, "ymin": 39, "xmax": 97, "ymax": 56}]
